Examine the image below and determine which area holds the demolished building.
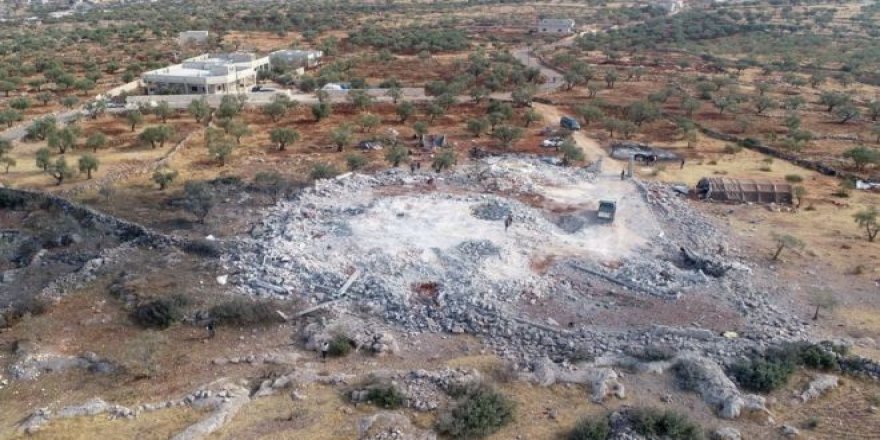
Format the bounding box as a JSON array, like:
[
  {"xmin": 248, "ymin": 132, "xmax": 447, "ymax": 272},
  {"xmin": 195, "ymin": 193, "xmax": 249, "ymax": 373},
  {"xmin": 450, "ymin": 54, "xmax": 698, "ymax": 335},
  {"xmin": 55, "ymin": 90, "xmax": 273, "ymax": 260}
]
[{"xmin": 696, "ymin": 177, "xmax": 793, "ymax": 204}]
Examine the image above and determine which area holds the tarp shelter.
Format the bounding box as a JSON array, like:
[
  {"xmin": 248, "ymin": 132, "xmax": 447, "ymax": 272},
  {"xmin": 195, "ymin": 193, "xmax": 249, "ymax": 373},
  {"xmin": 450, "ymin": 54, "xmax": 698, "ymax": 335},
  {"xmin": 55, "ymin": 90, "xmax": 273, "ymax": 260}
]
[{"xmin": 696, "ymin": 177, "xmax": 793, "ymax": 205}]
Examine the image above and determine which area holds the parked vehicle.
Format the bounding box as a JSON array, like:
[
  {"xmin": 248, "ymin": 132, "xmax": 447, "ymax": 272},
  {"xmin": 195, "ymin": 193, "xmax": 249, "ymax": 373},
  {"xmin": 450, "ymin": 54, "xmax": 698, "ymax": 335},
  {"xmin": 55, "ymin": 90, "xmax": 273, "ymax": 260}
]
[
  {"xmin": 541, "ymin": 137, "xmax": 565, "ymax": 148},
  {"xmin": 560, "ymin": 116, "xmax": 581, "ymax": 131},
  {"xmin": 357, "ymin": 140, "xmax": 383, "ymax": 150},
  {"xmin": 597, "ymin": 200, "xmax": 616, "ymax": 223}
]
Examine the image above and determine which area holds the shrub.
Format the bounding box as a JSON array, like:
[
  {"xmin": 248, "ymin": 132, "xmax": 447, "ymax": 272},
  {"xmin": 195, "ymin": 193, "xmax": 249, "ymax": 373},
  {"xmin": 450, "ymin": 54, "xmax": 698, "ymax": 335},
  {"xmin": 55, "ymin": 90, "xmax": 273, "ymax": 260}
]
[
  {"xmin": 721, "ymin": 144, "xmax": 742, "ymax": 155},
  {"xmin": 0, "ymin": 191, "xmax": 27, "ymax": 209},
  {"xmin": 209, "ymin": 297, "xmax": 282, "ymax": 326},
  {"xmin": 630, "ymin": 345, "xmax": 676, "ymax": 362},
  {"xmin": 310, "ymin": 163, "xmax": 338, "ymax": 180},
  {"xmin": 366, "ymin": 384, "xmax": 406, "ymax": 409},
  {"xmin": 4, "ymin": 296, "xmax": 50, "ymax": 324},
  {"xmin": 132, "ymin": 296, "xmax": 187, "ymax": 329},
  {"xmin": 740, "ymin": 138, "xmax": 761, "ymax": 148},
  {"xmin": 728, "ymin": 356, "xmax": 795, "ymax": 393},
  {"xmin": 569, "ymin": 347, "xmax": 595, "ymax": 363},
  {"xmin": 437, "ymin": 384, "xmax": 515, "ymax": 439},
  {"xmin": 181, "ymin": 239, "xmax": 222, "ymax": 258},
  {"xmin": 785, "ymin": 174, "xmax": 804, "ymax": 183},
  {"xmin": 792, "ymin": 343, "xmax": 838, "ymax": 370},
  {"xmin": 568, "ymin": 415, "xmax": 611, "ymax": 440},
  {"xmin": 629, "ymin": 408, "xmax": 703, "ymax": 440},
  {"xmin": 672, "ymin": 359, "xmax": 705, "ymax": 392},
  {"xmin": 804, "ymin": 417, "xmax": 820, "ymax": 430},
  {"xmin": 327, "ymin": 334, "xmax": 354, "ymax": 357}
]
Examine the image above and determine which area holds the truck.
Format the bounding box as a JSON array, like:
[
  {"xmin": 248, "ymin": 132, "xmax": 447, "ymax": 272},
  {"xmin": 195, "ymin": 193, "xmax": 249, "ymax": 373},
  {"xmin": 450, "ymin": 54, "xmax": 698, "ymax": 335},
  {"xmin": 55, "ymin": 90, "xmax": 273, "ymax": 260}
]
[
  {"xmin": 597, "ymin": 200, "xmax": 616, "ymax": 223},
  {"xmin": 560, "ymin": 116, "xmax": 581, "ymax": 131}
]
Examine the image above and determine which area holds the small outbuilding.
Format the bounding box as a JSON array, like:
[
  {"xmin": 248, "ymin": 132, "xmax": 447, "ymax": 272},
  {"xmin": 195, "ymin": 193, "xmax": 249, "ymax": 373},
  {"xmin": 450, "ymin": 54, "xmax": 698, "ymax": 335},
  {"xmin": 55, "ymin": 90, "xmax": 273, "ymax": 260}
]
[{"xmin": 696, "ymin": 177, "xmax": 793, "ymax": 205}]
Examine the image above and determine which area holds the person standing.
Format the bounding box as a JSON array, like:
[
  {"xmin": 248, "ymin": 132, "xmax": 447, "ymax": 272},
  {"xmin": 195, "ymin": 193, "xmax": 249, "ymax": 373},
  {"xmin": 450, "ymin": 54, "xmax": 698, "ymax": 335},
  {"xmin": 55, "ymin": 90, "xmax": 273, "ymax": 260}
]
[
  {"xmin": 205, "ymin": 319, "xmax": 216, "ymax": 339},
  {"xmin": 680, "ymin": 158, "xmax": 685, "ymax": 169},
  {"xmin": 504, "ymin": 214, "xmax": 513, "ymax": 232},
  {"xmin": 620, "ymin": 169, "xmax": 625, "ymax": 181},
  {"xmin": 320, "ymin": 341, "xmax": 329, "ymax": 361}
]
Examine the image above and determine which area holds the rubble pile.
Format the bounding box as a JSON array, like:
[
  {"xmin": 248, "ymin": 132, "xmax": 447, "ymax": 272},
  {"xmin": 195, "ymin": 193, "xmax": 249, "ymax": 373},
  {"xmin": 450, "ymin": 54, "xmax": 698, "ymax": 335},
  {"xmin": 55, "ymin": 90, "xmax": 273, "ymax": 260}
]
[{"xmin": 229, "ymin": 157, "xmax": 811, "ymax": 364}]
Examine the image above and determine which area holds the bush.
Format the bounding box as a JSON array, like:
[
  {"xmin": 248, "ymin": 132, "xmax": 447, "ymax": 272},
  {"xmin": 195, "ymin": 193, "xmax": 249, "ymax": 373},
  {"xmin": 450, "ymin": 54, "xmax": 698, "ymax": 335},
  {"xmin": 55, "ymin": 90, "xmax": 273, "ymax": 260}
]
[
  {"xmin": 366, "ymin": 384, "xmax": 406, "ymax": 409},
  {"xmin": 721, "ymin": 144, "xmax": 742, "ymax": 155},
  {"xmin": 672, "ymin": 359, "xmax": 705, "ymax": 392},
  {"xmin": 327, "ymin": 334, "xmax": 354, "ymax": 357},
  {"xmin": 629, "ymin": 408, "xmax": 703, "ymax": 440},
  {"xmin": 209, "ymin": 297, "xmax": 282, "ymax": 326},
  {"xmin": 0, "ymin": 191, "xmax": 27, "ymax": 209},
  {"xmin": 437, "ymin": 384, "xmax": 515, "ymax": 439},
  {"xmin": 728, "ymin": 357, "xmax": 795, "ymax": 393},
  {"xmin": 4, "ymin": 296, "xmax": 50, "ymax": 324},
  {"xmin": 630, "ymin": 345, "xmax": 676, "ymax": 362},
  {"xmin": 132, "ymin": 296, "xmax": 187, "ymax": 329},
  {"xmin": 785, "ymin": 174, "xmax": 804, "ymax": 183},
  {"xmin": 791, "ymin": 343, "xmax": 838, "ymax": 370},
  {"xmin": 310, "ymin": 163, "xmax": 338, "ymax": 180},
  {"xmin": 568, "ymin": 415, "xmax": 611, "ymax": 440}
]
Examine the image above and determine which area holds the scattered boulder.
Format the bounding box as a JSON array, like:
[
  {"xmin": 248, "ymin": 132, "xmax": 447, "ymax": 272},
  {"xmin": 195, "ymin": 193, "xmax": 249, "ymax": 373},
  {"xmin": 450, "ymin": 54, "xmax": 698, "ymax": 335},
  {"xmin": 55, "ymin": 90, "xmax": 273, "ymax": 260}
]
[
  {"xmin": 171, "ymin": 385, "xmax": 250, "ymax": 440},
  {"xmin": 673, "ymin": 354, "xmax": 769, "ymax": 420},
  {"xmin": 712, "ymin": 427, "xmax": 742, "ymax": 440},
  {"xmin": 800, "ymin": 374, "xmax": 839, "ymax": 402},
  {"xmin": 357, "ymin": 411, "xmax": 436, "ymax": 440},
  {"xmin": 526, "ymin": 357, "xmax": 625, "ymax": 402},
  {"xmin": 781, "ymin": 424, "xmax": 800, "ymax": 437}
]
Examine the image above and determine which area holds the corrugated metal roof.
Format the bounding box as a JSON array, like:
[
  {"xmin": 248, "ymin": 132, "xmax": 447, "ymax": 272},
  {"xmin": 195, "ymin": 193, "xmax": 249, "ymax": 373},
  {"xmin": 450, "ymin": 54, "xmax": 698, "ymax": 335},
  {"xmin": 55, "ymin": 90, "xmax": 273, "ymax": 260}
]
[{"xmin": 696, "ymin": 177, "xmax": 794, "ymax": 204}]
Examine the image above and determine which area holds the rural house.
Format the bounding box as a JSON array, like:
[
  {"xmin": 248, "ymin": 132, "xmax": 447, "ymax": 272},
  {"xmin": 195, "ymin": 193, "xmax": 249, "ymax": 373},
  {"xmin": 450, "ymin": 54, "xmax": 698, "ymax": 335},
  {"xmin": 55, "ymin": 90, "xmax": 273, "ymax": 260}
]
[
  {"xmin": 536, "ymin": 18, "xmax": 575, "ymax": 34},
  {"xmin": 141, "ymin": 52, "xmax": 270, "ymax": 95}
]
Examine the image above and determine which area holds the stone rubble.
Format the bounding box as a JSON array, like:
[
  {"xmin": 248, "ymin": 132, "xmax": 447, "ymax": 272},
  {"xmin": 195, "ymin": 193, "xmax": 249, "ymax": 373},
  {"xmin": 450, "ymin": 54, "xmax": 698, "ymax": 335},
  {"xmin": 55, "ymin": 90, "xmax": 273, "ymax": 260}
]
[{"xmin": 225, "ymin": 156, "xmax": 815, "ymax": 379}]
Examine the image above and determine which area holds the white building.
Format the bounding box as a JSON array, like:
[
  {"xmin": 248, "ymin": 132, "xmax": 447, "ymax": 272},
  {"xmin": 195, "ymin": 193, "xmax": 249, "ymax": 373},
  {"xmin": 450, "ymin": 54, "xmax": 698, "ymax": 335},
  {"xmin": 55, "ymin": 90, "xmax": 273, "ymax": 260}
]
[
  {"xmin": 536, "ymin": 18, "xmax": 575, "ymax": 34},
  {"xmin": 141, "ymin": 52, "xmax": 270, "ymax": 95},
  {"xmin": 656, "ymin": 0, "xmax": 685, "ymax": 14},
  {"xmin": 269, "ymin": 49, "xmax": 323, "ymax": 69},
  {"xmin": 178, "ymin": 30, "xmax": 210, "ymax": 45}
]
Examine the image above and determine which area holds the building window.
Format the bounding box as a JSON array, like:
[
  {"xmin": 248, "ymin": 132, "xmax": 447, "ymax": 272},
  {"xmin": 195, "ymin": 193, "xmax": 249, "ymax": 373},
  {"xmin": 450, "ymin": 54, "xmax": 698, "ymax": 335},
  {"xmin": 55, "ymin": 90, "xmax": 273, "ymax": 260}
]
[{"xmin": 191, "ymin": 86, "xmax": 198, "ymax": 92}]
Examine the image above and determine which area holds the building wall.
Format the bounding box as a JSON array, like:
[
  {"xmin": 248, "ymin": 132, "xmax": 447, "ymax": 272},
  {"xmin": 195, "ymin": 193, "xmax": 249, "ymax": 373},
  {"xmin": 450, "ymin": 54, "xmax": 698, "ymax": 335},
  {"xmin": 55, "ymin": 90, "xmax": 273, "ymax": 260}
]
[{"xmin": 537, "ymin": 20, "xmax": 575, "ymax": 34}]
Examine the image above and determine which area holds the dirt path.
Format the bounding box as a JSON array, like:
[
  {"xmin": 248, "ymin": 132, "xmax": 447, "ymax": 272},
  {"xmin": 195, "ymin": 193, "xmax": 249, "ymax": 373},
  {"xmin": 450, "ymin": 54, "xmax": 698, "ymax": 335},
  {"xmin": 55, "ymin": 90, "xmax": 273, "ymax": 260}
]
[{"xmin": 532, "ymin": 102, "xmax": 623, "ymax": 175}]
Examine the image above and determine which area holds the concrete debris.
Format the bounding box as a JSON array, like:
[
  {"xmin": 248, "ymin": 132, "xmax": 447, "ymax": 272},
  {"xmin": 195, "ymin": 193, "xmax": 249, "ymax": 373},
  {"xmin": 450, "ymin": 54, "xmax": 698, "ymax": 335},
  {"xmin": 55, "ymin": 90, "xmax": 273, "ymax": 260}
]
[
  {"xmin": 799, "ymin": 374, "xmax": 839, "ymax": 402},
  {"xmin": 223, "ymin": 156, "xmax": 813, "ymax": 370}
]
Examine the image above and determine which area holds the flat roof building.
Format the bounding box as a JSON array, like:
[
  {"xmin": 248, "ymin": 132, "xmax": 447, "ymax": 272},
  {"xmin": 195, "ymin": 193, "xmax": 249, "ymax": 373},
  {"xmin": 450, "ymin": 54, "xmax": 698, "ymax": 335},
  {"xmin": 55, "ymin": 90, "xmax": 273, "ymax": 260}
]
[
  {"xmin": 537, "ymin": 18, "xmax": 575, "ymax": 34},
  {"xmin": 142, "ymin": 52, "xmax": 270, "ymax": 95}
]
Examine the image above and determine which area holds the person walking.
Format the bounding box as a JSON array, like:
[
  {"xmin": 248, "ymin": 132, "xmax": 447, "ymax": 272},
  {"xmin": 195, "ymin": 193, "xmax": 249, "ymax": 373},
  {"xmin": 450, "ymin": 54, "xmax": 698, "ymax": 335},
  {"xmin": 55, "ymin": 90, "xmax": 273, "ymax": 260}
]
[
  {"xmin": 410, "ymin": 162, "xmax": 416, "ymax": 174},
  {"xmin": 680, "ymin": 158, "xmax": 685, "ymax": 169},
  {"xmin": 620, "ymin": 169, "xmax": 625, "ymax": 181},
  {"xmin": 320, "ymin": 341, "xmax": 329, "ymax": 361},
  {"xmin": 504, "ymin": 214, "xmax": 513, "ymax": 232}
]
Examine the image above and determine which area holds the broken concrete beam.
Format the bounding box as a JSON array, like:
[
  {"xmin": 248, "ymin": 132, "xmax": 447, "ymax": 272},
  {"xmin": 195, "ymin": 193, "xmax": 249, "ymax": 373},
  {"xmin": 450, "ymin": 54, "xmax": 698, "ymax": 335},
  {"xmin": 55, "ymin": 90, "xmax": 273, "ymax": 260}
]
[{"xmin": 295, "ymin": 270, "xmax": 361, "ymax": 317}]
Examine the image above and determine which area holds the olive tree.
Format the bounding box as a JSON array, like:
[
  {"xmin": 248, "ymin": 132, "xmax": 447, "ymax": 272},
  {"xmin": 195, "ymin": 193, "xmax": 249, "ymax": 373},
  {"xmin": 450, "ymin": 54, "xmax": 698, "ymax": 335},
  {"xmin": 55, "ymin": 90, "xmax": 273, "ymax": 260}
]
[
  {"xmin": 853, "ymin": 207, "xmax": 879, "ymax": 242},
  {"xmin": 78, "ymin": 153, "xmax": 99, "ymax": 179},
  {"xmin": 270, "ymin": 127, "xmax": 300, "ymax": 151},
  {"xmin": 151, "ymin": 167, "xmax": 178, "ymax": 190},
  {"xmin": 771, "ymin": 233, "xmax": 805, "ymax": 260}
]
